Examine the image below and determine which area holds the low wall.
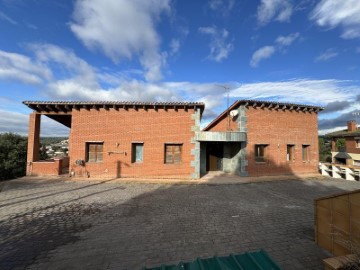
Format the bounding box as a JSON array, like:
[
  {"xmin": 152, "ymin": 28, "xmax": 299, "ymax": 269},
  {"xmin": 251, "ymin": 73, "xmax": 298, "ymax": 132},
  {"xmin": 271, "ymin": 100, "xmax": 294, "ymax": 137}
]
[
  {"xmin": 315, "ymin": 189, "xmax": 360, "ymax": 256},
  {"xmin": 27, "ymin": 157, "xmax": 69, "ymax": 176}
]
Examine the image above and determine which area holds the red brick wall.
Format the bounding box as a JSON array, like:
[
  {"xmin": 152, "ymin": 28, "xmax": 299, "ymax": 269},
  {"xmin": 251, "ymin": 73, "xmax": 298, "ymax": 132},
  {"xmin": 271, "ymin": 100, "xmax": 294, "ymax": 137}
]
[
  {"xmin": 246, "ymin": 107, "xmax": 319, "ymax": 176},
  {"xmin": 30, "ymin": 159, "xmax": 62, "ymax": 176},
  {"xmin": 69, "ymin": 107, "xmax": 196, "ymax": 179},
  {"xmin": 206, "ymin": 114, "xmax": 238, "ymax": 132},
  {"xmin": 346, "ymin": 138, "xmax": 360, "ymax": 154}
]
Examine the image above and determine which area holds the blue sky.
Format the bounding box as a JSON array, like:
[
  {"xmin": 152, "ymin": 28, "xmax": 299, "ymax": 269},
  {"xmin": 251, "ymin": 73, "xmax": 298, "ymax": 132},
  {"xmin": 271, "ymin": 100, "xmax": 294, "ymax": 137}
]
[{"xmin": 0, "ymin": 0, "xmax": 359, "ymax": 136}]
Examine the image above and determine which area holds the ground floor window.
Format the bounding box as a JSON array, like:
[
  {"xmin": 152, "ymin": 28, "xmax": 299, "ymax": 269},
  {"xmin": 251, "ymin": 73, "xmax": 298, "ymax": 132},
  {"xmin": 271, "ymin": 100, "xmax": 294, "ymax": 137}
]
[
  {"xmin": 287, "ymin": 144, "xmax": 295, "ymax": 161},
  {"xmin": 86, "ymin": 142, "xmax": 103, "ymax": 163},
  {"xmin": 255, "ymin": 144, "xmax": 268, "ymax": 162},
  {"xmin": 302, "ymin": 145, "xmax": 310, "ymax": 161},
  {"xmin": 165, "ymin": 144, "xmax": 182, "ymax": 164},
  {"xmin": 132, "ymin": 143, "xmax": 144, "ymax": 163},
  {"xmin": 356, "ymin": 139, "xmax": 360, "ymax": 148}
]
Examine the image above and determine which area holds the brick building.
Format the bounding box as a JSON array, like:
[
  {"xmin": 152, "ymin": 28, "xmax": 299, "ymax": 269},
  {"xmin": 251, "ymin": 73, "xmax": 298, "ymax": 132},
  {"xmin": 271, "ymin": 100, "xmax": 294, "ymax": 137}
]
[
  {"xmin": 199, "ymin": 100, "xmax": 323, "ymax": 177},
  {"xmin": 24, "ymin": 99, "xmax": 323, "ymax": 179},
  {"xmin": 326, "ymin": 120, "xmax": 360, "ymax": 166},
  {"xmin": 23, "ymin": 101, "xmax": 204, "ymax": 179}
]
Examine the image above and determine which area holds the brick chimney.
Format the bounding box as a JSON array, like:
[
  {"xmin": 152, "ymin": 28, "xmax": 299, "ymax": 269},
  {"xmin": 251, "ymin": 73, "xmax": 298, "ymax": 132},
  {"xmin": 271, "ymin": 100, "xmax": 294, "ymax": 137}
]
[{"xmin": 347, "ymin": 120, "xmax": 357, "ymax": 132}]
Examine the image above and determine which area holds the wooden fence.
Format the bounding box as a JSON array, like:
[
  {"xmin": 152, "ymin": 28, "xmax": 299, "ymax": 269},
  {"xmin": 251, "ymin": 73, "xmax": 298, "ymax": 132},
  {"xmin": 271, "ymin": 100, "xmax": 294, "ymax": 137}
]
[{"xmin": 315, "ymin": 189, "xmax": 360, "ymax": 256}]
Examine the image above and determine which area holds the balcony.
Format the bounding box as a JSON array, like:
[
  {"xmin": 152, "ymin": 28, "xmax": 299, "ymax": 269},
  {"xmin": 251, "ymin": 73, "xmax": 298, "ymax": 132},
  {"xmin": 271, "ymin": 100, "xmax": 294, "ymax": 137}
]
[{"xmin": 195, "ymin": 131, "xmax": 246, "ymax": 142}]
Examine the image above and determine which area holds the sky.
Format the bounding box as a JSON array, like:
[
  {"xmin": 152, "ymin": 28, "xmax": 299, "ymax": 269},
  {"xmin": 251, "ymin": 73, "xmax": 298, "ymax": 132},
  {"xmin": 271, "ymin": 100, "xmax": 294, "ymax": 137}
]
[{"xmin": 0, "ymin": 0, "xmax": 359, "ymax": 136}]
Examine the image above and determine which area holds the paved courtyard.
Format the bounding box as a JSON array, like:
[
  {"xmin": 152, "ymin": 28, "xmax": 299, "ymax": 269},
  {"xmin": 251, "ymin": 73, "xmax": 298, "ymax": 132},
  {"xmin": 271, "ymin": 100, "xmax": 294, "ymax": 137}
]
[{"xmin": 0, "ymin": 177, "xmax": 359, "ymax": 270}]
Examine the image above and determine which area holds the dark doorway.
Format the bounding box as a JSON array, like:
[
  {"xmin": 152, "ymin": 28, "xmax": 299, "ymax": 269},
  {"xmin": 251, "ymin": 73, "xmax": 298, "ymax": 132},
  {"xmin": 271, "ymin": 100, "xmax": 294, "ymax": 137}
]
[{"xmin": 206, "ymin": 142, "xmax": 223, "ymax": 171}]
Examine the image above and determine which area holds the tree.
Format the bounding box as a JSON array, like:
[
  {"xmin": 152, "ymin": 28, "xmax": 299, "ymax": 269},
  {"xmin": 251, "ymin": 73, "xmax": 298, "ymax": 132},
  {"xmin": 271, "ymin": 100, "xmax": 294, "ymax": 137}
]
[
  {"xmin": 336, "ymin": 138, "xmax": 346, "ymax": 150},
  {"xmin": 319, "ymin": 137, "xmax": 332, "ymax": 163},
  {"xmin": 0, "ymin": 133, "xmax": 27, "ymax": 180}
]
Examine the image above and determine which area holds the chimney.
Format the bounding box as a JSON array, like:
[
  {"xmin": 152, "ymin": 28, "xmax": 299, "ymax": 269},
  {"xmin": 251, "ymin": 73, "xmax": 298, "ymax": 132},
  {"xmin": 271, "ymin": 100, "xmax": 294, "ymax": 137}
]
[{"xmin": 347, "ymin": 120, "xmax": 357, "ymax": 132}]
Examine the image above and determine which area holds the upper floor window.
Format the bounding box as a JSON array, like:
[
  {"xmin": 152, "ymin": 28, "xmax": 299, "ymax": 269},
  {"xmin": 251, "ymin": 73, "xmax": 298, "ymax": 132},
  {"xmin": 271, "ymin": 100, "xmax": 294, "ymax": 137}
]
[{"xmin": 86, "ymin": 142, "xmax": 103, "ymax": 163}]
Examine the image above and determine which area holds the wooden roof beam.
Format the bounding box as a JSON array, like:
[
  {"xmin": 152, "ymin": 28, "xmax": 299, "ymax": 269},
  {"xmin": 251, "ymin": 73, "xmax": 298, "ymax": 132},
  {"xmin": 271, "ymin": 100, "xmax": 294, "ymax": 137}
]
[
  {"xmin": 282, "ymin": 105, "xmax": 286, "ymax": 110},
  {"xmin": 37, "ymin": 104, "xmax": 49, "ymax": 112},
  {"xmin": 55, "ymin": 105, "xmax": 67, "ymax": 113},
  {"xmin": 274, "ymin": 104, "xmax": 279, "ymax": 109},
  {"xmin": 303, "ymin": 107, "xmax": 308, "ymax": 112},
  {"xmin": 296, "ymin": 106, "xmax": 301, "ymax": 111},
  {"xmin": 260, "ymin": 103, "xmax": 265, "ymax": 108},
  {"xmin": 47, "ymin": 105, "xmax": 57, "ymax": 112}
]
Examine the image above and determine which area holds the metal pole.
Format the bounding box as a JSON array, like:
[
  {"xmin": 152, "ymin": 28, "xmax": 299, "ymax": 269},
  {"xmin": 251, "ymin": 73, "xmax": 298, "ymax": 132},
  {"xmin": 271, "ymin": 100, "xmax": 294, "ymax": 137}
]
[
  {"xmin": 353, "ymin": 112, "xmax": 360, "ymax": 128},
  {"xmin": 216, "ymin": 84, "xmax": 230, "ymax": 131}
]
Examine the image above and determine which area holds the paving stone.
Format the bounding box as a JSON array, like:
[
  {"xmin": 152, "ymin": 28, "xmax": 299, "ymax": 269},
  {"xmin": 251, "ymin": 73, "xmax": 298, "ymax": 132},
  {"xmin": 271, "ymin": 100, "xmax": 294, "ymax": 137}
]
[{"xmin": 0, "ymin": 178, "xmax": 359, "ymax": 269}]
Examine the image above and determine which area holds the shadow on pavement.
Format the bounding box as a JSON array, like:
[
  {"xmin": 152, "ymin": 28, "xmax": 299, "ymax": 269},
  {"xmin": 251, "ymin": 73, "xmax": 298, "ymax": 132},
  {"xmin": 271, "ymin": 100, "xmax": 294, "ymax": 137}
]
[{"xmin": 0, "ymin": 175, "xmax": 359, "ymax": 270}]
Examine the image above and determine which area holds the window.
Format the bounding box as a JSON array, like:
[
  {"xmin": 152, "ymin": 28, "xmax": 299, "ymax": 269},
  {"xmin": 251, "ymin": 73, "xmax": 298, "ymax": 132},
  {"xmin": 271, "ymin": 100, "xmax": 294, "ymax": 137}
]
[
  {"xmin": 86, "ymin": 142, "xmax": 103, "ymax": 163},
  {"xmin": 287, "ymin": 145, "xmax": 295, "ymax": 161},
  {"xmin": 302, "ymin": 145, "xmax": 310, "ymax": 162},
  {"xmin": 165, "ymin": 144, "xmax": 182, "ymax": 164},
  {"xmin": 356, "ymin": 139, "xmax": 360, "ymax": 148},
  {"xmin": 132, "ymin": 143, "xmax": 144, "ymax": 163},
  {"xmin": 255, "ymin": 144, "xmax": 268, "ymax": 162}
]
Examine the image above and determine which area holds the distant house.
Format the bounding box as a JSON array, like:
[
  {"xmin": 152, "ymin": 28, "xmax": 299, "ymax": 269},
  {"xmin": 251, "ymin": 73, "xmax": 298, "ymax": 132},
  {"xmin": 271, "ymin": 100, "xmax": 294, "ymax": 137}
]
[
  {"xmin": 326, "ymin": 120, "xmax": 360, "ymax": 166},
  {"xmin": 23, "ymin": 99, "xmax": 323, "ymax": 179}
]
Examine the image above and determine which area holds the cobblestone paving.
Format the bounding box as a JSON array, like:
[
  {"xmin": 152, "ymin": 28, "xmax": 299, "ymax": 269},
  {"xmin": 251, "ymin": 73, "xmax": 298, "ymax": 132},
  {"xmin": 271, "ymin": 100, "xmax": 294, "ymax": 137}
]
[{"xmin": 0, "ymin": 178, "xmax": 359, "ymax": 270}]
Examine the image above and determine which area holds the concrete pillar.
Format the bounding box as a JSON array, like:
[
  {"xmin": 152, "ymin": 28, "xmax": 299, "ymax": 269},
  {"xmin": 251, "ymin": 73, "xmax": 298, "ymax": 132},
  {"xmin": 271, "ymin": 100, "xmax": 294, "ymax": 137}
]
[
  {"xmin": 27, "ymin": 112, "xmax": 41, "ymax": 175},
  {"xmin": 200, "ymin": 142, "xmax": 207, "ymax": 176}
]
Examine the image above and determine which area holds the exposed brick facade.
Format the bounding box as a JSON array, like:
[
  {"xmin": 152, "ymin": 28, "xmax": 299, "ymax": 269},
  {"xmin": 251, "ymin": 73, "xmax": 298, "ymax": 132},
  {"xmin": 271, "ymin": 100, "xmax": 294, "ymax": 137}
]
[
  {"xmin": 69, "ymin": 107, "xmax": 198, "ymax": 179},
  {"xmin": 30, "ymin": 158, "xmax": 68, "ymax": 176},
  {"xmin": 24, "ymin": 100, "xmax": 321, "ymax": 179},
  {"xmin": 246, "ymin": 106, "xmax": 319, "ymax": 176},
  {"xmin": 207, "ymin": 104, "xmax": 320, "ymax": 176}
]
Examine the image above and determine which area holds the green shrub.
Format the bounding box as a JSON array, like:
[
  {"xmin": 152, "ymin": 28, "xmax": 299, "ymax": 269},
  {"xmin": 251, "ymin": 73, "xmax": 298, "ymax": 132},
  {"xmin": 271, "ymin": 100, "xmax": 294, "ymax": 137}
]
[{"xmin": 0, "ymin": 133, "xmax": 27, "ymax": 181}]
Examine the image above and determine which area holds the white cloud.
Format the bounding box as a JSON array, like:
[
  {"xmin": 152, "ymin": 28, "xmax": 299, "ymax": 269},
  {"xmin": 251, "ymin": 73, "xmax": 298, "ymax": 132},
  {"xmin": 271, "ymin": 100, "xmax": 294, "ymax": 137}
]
[
  {"xmin": 70, "ymin": 0, "xmax": 171, "ymax": 82},
  {"xmin": 0, "ymin": 11, "xmax": 17, "ymax": 25},
  {"xmin": 169, "ymin": 39, "xmax": 180, "ymax": 55},
  {"xmin": 0, "ymin": 50, "xmax": 52, "ymax": 84},
  {"xmin": 199, "ymin": 26, "xmax": 234, "ymax": 62},
  {"xmin": 257, "ymin": 0, "xmax": 293, "ymax": 25},
  {"xmin": 250, "ymin": 46, "xmax": 275, "ymax": 67},
  {"xmin": 0, "ymin": 109, "xmax": 69, "ymax": 136},
  {"xmin": 315, "ymin": 48, "xmax": 338, "ymax": 62},
  {"xmin": 1, "ymin": 46, "xmax": 359, "ymax": 134},
  {"xmin": 209, "ymin": 0, "xmax": 235, "ymax": 14},
  {"xmin": 310, "ymin": 0, "xmax": 360, "ymax": 39},
  {"xmin": 250, "ymin": 32, "xmax": 299, "ymax": 67},
  {"xmin": 275, "ymin": 32, "xmax": 299, "ymax": 46},
  {"xmin": 230, "ymin": 79, "xmax": 357, "ymax": 105}
]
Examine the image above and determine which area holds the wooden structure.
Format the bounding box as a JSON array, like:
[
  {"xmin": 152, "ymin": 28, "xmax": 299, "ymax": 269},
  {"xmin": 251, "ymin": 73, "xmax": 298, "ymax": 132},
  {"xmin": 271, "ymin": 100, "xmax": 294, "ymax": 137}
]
[{"xmin": 315, "ymin": 189, "xmax": 360, "ymax": 256}]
